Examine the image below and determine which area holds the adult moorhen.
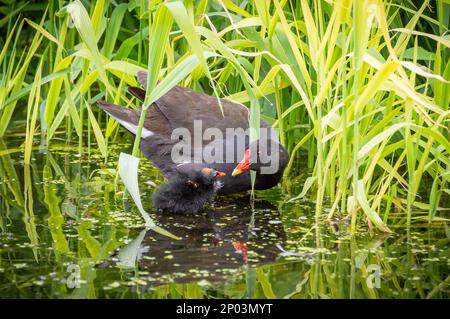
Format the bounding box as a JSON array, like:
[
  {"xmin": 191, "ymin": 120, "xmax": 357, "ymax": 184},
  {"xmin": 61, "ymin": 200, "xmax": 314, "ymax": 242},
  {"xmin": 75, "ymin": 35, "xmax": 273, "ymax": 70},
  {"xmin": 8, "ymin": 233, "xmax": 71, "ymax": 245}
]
[{"xmin": 98, "ymin": 72, "xmax": 288, "ymax": 211}]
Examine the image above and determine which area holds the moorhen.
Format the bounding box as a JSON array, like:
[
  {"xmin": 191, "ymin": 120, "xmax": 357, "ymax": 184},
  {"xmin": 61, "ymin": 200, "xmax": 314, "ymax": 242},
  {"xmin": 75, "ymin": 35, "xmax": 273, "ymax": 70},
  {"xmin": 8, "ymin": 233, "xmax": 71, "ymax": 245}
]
[
  {"xmin": 152, "ymin": 164, "xmax": 226, "ymax": 214},
  {"xmin": 98, "ymin": 71, "xmax": 288, "ymax": 212},
  {"xmin": 117, "ymin": 196, "xmax": 287, "ymax": 283}
]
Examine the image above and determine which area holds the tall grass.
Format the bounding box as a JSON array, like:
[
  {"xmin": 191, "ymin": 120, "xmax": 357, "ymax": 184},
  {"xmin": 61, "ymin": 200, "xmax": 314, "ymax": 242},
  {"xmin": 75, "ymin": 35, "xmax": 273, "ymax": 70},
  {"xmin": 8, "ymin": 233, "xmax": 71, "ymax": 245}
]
[{"xmin": 0, "ymin": 0, "xmax": 449, "ymax": 232}]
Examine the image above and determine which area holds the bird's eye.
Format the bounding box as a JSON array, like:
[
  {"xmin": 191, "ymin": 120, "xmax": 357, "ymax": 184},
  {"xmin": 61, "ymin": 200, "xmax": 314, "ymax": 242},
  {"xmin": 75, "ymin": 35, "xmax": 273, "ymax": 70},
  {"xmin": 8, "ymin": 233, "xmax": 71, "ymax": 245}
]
[
  {"xmin": 178, "ymin": 135, "xmax": 183, "ymax": 140},
  {"xmin": 214, "ymin": 171, "xmax": 226, "ymax": 178},
  {"xmin": 186, "ymin": 180, "xmax": 199, "ymax": 188}
]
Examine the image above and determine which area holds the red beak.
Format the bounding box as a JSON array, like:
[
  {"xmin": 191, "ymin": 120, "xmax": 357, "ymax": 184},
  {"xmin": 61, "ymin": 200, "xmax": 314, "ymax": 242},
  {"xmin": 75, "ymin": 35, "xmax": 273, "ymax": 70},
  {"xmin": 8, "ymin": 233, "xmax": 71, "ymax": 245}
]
[{"xmin": 232, "ymin": 149, "xmax": 251, "ymax": 176}]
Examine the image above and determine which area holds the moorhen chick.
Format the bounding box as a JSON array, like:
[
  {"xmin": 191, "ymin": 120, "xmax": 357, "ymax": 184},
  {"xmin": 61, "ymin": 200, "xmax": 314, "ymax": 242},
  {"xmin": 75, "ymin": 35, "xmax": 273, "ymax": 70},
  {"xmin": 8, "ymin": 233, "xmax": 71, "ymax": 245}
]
[
  {"xmin": 98, "ymin": 72, "xmax": 289, "ymax": 212},
  {"xmin": 153, "ymin": 164, "xmax": 226, "ymax": 214}
]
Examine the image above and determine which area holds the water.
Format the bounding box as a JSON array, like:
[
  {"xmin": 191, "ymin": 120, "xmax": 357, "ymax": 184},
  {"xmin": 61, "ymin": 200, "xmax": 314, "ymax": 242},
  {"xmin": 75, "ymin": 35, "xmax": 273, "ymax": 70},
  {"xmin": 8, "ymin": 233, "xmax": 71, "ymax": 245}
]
[{"xmin": 0, "ymin": 140, "xmax": 448, "ymax": 298}]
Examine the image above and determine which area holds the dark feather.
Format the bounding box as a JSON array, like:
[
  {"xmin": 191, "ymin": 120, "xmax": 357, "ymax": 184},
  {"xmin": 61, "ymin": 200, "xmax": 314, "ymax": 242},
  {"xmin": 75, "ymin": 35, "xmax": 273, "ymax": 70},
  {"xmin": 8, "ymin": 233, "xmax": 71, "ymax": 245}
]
[
  {"xmin": 137, "ymin": 71, "xmax": 147, "ymax": 88},
  {"xmin": 97, "ymin": 71, "xmax": 290, "ymax": 197},
  {"xmin": 152, "ymin": 170, "xmax": 217, "ymax": 214}
]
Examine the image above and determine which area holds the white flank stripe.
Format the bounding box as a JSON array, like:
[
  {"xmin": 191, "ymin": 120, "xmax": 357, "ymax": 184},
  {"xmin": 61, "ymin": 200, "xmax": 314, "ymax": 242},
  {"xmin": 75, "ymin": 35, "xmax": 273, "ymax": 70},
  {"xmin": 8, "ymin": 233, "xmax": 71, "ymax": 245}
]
[{"xmin": 114, "ymin": 118, "xmax": 154, "ymax": 138}]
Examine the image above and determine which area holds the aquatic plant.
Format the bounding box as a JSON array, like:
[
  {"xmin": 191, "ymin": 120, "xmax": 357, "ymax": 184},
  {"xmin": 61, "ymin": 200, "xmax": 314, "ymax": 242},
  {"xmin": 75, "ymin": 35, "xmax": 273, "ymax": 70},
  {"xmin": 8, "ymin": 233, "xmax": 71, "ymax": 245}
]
[{"xmin": 0, "ymin": 0, "xmax": 448, "ymax": 233}]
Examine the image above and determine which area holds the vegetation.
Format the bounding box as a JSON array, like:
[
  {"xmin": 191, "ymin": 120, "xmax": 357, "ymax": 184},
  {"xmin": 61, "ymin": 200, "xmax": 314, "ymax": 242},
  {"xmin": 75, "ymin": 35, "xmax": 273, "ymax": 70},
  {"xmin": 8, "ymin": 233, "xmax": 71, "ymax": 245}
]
[{"xmin": 0, "ymin": 0, "xmax": 449, "ymax": 234}]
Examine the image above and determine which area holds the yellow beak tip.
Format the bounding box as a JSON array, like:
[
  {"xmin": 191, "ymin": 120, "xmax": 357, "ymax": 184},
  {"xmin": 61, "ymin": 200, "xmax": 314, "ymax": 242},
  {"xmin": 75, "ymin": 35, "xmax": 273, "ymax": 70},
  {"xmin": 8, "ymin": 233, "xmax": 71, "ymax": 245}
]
[{"xmin": 231, "ymin": 169, "xmax": 242, "ymax": 177}]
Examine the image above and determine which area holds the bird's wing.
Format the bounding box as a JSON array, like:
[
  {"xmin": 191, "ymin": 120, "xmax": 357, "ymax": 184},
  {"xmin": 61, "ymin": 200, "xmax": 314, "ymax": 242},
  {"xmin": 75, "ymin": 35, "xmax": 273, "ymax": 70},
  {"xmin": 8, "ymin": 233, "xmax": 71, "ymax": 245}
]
[
  {"xmin": 97, "ymin": 100, "xmax": 176, "ymax": 178},
  {"xmin": 128, "ymin": 86, "xmax": 146, "ymax": 101},
  {"xmin": 137, "ymin": 71, "xmax": 148, "ymax": 88}
]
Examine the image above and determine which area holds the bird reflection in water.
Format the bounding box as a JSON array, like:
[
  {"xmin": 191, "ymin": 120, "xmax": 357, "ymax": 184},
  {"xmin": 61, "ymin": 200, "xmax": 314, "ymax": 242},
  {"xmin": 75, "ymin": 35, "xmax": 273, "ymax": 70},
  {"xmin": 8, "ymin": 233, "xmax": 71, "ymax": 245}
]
[{"xmin": 115, "ymin": 195, "xmax": 288, "ymax": 284}]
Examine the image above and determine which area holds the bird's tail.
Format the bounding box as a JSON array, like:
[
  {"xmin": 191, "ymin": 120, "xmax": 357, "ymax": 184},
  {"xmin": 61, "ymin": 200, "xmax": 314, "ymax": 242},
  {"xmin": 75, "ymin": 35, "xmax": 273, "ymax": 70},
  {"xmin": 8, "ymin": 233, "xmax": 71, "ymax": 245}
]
[
  {"xmin": 128, "ymin": 71, "xmax": 151, "ymax": 101},
  {"xmin": 97, "ymin": 101, "xmax": 141, "ymax": 136}
]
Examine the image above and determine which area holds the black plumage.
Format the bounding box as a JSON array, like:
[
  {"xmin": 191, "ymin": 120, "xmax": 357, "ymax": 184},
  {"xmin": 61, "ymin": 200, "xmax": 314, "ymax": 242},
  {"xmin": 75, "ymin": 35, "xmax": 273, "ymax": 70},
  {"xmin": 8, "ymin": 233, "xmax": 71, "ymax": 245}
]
[{"xmin": 153, "ymin": 166, "xmax": 224, "ymax": 214}]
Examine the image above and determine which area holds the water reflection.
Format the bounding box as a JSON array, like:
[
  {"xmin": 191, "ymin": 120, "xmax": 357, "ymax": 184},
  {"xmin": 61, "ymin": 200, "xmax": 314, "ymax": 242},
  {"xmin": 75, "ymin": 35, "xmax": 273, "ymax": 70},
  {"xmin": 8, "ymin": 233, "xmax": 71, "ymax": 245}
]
[
  {"xmin": 0, "ymin": 141, "xmax": 448, "ymax": 299},
  {"xmin": 114, "ymin": 196, "xmax": 291, "ymax": 284}
]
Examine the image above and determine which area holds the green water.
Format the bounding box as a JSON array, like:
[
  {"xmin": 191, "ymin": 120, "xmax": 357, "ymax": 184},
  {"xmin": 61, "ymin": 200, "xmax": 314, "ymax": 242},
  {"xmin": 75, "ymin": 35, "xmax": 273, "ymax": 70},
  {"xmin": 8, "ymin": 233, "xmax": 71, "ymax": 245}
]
[{"xmin": 0, "ymin": 140, "xmax": 448, "ymax": 299}]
